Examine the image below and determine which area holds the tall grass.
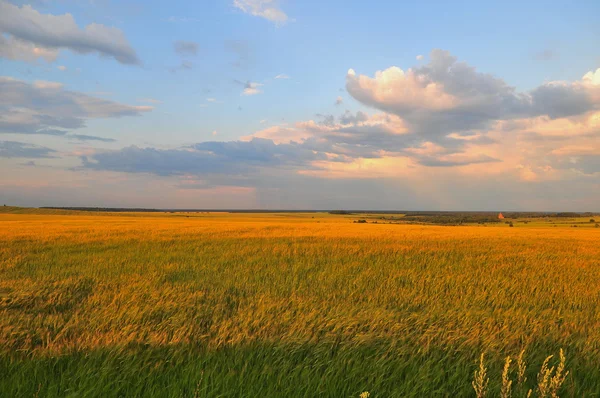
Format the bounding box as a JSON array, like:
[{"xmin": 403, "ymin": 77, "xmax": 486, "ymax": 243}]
[
  {"xmin": 472, "ymin": 349, "xmax": 569, "ymax": 398},
  {"xmin": 0, "ymin": 210, "xmax": 599, "ymax": 396}
]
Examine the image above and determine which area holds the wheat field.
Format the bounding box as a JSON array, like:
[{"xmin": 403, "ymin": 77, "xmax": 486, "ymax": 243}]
[{"xmin": 1, "ymin": 208, "xmax": 599, "ymax": 397}]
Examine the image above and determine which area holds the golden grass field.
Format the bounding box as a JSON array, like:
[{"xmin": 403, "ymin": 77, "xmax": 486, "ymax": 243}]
[{"xmin": 0, "ymin": 207, "xmax": 599, "ymax": 397}]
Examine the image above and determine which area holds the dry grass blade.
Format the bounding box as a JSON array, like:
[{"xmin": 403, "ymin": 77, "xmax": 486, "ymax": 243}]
[
  {"xmin": 501, "ymin": 355, "xmax": 513, "ymax": 398},
  {"xmin": 473, "ymin": 353, "xmax": 489, "ymax": 398}
]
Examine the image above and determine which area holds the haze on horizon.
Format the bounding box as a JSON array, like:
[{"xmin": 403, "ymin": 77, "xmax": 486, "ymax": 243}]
[{"xmin": 1, "ymin": 0, "xmax": 599, "ymax": 211}]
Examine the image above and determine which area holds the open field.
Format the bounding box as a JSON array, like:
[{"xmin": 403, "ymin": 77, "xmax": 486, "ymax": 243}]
[{"xmin": 1, "ymin": 208, "xmax": 599, "ymax": 397}]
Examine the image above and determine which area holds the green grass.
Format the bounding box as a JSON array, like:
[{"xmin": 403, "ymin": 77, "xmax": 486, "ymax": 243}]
[{"xmin": 4, "ymin": 343, "xmax": 597, "ymax": 397}]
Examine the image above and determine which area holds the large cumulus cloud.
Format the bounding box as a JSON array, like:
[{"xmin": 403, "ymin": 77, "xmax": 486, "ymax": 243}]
[{"xmin": 346, "ymin": 50, "xmax": 600, "ymax": 137}]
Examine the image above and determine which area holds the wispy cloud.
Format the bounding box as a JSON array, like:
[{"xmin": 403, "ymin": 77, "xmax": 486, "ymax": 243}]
[
  {"xmin": 234, "ymin": 79, "xmax": 263, "ymax": 96},
  {"xmin": 225, "ymin": 40, "xmax": 252, "ymax": 69},
  {"xmin": 67, "ymin": 134, "xmax": 116, "ymax": 143},
  {"xmin": 166, "ymin": 16, "xmax": 203, "ymax": 23},
  {"xmin": 242, "ymin": 81, "xmax": 263, "ymax": 96},
  {"xmin": 173, "ymin": 40, "xmax": 198, "ymax": 57},
  {"xmin": 233, "ymin": 0, "xmax": 288, "ymax": 25},
  {"xmin": 0, "ymin": 140, "xmax": 56, "ymax": 158},
  {"xmin": 138, "ymin": 98, "xmax": 162, "ymax": 104},
  {"xmin": 534, "ymin": 49, "xmax": 558, "ymax": 61},
  {"xmin": 169, "ymin": 60, "xmax": 194, "ymax": 73},
  {"xmin": 0, "ymin": 76, "xmax": 152, "ymax": 137}
]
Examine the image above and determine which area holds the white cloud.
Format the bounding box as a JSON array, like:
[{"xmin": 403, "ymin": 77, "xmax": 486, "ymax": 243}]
[
  {"xmin": 242, "ymin": 82, "xmax": 263, "ymax": 96},
  {"xmin": 233, "ymin": 0, "xmax": 288, "ymax": 25},
  {"xmin": 0, "ymin": 1, "xmax": 139, "ymax": 64},
  {"xmin": 57, "ymin": 65, "xmax": 67, "ymax": 71},
  {"xmin": 335, "ymin": 96, "xmax": 343, "ymax": 105},
  {"xmin": 207, "ymin": 98, "xmax": 217, "ymax": 102},
  {"xmin": 347, "ymin": 64, "xmax": 457, "ymax": 112},
  {"xmin": 416, "ymin": 54, "xmax": 424, "ymax": 60},
  {"xmin": 583, "ymin": 68, "xmax": 600, "ymax": 86},
  {"xmin": 275, "ymin": 74, "xmax": 290, "ymax": 79}
]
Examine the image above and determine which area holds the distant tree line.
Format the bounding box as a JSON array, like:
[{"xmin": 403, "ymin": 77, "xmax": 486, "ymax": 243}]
[{"xmin": 400, "ymin": 214, "xmax": 501, "ymax": 225}]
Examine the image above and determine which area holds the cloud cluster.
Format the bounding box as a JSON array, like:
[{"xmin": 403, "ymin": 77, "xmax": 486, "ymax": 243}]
[
  {"xmin": 233, "ymin": 0, "xmax": 288, "ymax": 25},
  {"xmin": 0, "ymin": 1, "xmax": 139, "ymax": 64},
  {"xmin": 51, "ymin": 49, "xmax": 599, "ymax": 205},
  {"xmin": 80, "ymin": 108, "xmax": 499, "ymax": 184},
  {"xmin": 244, "ymin": 110, "xmax": 498, "ymax": 168},
  {"xmin": 0, "ymin": 76, "xmax": 151, "ymax": 137}
]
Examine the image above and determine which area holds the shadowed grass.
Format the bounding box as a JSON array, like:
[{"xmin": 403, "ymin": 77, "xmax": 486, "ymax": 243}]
[{"xmin": 2, "ymin": 343, "xmax": 597, "ymax": 397}]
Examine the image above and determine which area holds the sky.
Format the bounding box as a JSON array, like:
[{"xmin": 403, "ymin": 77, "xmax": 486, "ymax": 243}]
[{"xmin": 0, "ymin": 0, "xmax": 599, "ymax": 210}]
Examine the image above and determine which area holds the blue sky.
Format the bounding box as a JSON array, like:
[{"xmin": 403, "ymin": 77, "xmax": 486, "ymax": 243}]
[{"xmin": 1, "ymin": 0, "xmax": 599, "ymax": 210}]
